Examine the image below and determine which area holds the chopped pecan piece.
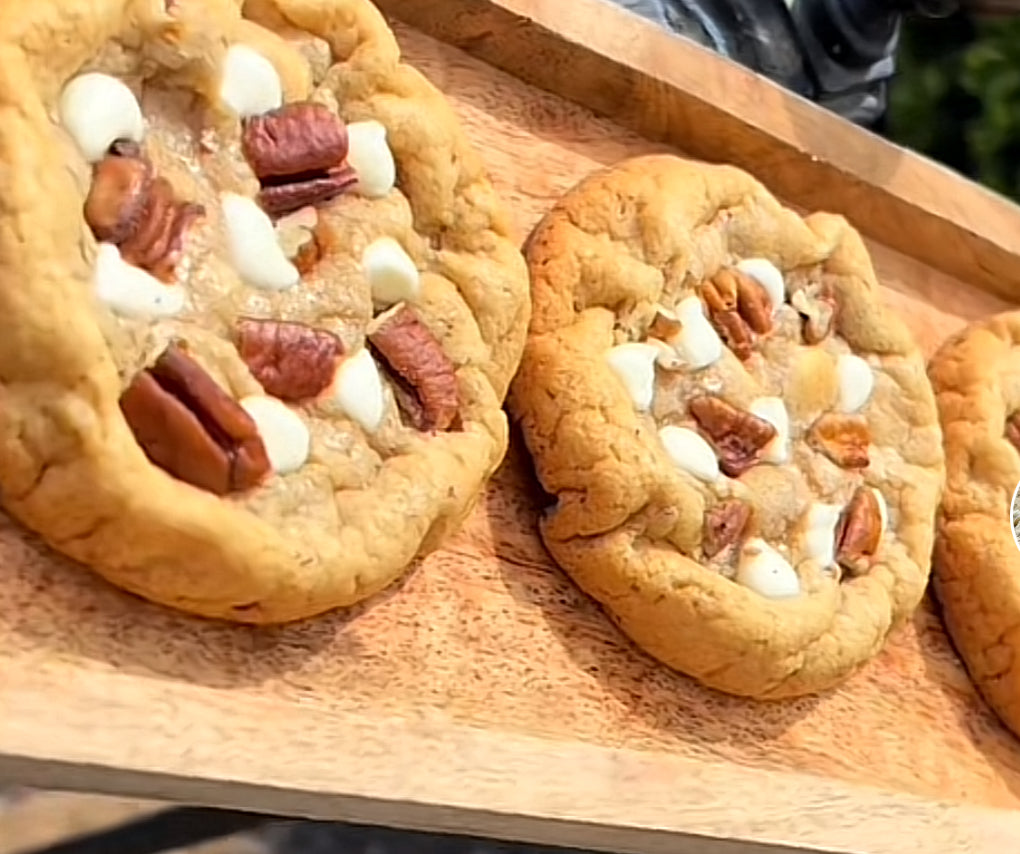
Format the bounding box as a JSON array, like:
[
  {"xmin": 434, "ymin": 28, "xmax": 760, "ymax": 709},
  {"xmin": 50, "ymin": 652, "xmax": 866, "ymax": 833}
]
[
  {"xmin": 648, "ymin": 305, "xmax": 682, "ymax": 342},
  {"xmin": 703, "ymin": 498, "xmax": 752, "ymax": 559},
  {"xmin": 235, "ymin": 318, "xmax": 344, "ymax": 402},
  {"xmin": 834, "ymin": 487, "xmax": 883, "ymax": 576},
  {"xmin": 700, "ymin": 268, "xmax": 772, "ymax": 360},
  {"xmin": 688, "ymin": 396, "xmax": 777, "ymax": 477},
  {"xmin": 791, "ymin": 281, "xmax": 837, "ymax": 345},
  {"xmin": 119, "ymin": 342, "xmax": 271, "ymax": 495},
  {"xmin": 368, "ymin": 305, "xmax": 460, "ymax": 432},
  {"xmin": 808, "ymin": 413, "xmax": 870, "ymax": 469},
  {"xmin": 258, "ymin": 167, "xmax": 358, "ymax": 218},
  {"xmin": 242, "ymin": 102, "xmax": 357, "ymax": 217},
  {"xmin": 84, "ymin": 139, "xmax": 204, "ymax": 281},
  {"xmin": 1006, "ymin": 412, "xmax": 1020, "ymax": 452}
]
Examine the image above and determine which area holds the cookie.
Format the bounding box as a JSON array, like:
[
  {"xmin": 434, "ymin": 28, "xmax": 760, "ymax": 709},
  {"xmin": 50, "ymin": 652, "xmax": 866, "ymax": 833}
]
[
  {"xmin": 511, "ymin": 155, "xmax": 944, "ymax": 699},
  {"xmin": 0, "ymin": 0, "xmax": 530, "ymax": 623},
  {"xmin": 929, "ymin": 311, "xmax": 1020, "ymax": 736}
]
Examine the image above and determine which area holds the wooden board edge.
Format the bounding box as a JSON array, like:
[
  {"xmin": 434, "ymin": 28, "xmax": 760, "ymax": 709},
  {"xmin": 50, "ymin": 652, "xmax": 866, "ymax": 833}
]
[
  {"xmin": 2, "ymin": 676, "xmax": 1019, "ymax": 854},
  {"xmin": 377, "ymin": 0, "xmax": 1020, "ymax": 304}
]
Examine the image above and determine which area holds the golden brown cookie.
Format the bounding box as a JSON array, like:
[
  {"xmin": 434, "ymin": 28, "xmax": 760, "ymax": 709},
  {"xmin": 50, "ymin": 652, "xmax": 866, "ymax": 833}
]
[
  {"xmin": 0, "ymin": 0, "xmax": 529, "ymax": 623},
  {"xmin": 511, "ymin": 155, "xmax": 944, "ymax": 699},
  {"xmin": 929, "ymin": 311, "xmax": 1020, "ymax": 736}
]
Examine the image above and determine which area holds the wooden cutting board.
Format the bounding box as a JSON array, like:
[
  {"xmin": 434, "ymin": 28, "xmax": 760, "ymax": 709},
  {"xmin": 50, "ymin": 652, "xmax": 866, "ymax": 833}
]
[{"xmin": 4, "ymin": 2, "xmax": 1020, "ymax": 852}]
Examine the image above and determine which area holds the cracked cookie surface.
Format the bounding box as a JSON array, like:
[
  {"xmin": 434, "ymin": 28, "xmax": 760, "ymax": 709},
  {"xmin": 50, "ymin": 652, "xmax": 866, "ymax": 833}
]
[
  {"xmin": 0, "ymin": 0, "xmax": 529, "ymax": 623},
  {"xmin": 929, "ymin": 311, "xmax": 1020, "ymax": 737},
  {"xmin": 510, "ymin": 155, "xmax": 944, "ymax": 699}
]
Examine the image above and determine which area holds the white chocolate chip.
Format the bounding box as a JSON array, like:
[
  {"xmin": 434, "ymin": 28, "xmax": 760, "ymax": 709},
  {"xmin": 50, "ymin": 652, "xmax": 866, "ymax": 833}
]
[
  {"xmin": 346, "ymin": 121, "xmax": 396, "ymax": 198},
  {"xmin": 658, "ymin": 425, "xmax": 720, "ymax": 483},
  {"xmin": 736, "ymin": 258, "xmax": 785, "ymax": 313},
  {"xmin": 873, "ymin": 487, "xmax": 888, "ymax": 537},
  {"xmin": 239, "ymin": 395, "xmax": 309, "ymax": 475},
  {"xmin": 331, "ymin": 348, "xmax": 385, "ymax": 432},
  {"xmin": 736, "ymin": 538, "xmax": 801, "ymax": 599},
  {"xmin": 674, "ymin": 296, "xmax": 723, "ymax": 369},
  {"xmin": 363, "ymin": 237, "xmax": 420, "ymax": 306},
  {"xmin": 94, "ymin": 243, "xmax": 186, "ymax": 319},
  {"xmin": 220, "ymin": 192, "xmax": 300, "ymax": 291},
  {"xmin": 836, "ymin": 353, "xmax": 875, "ymax": 413},
  {"xmin": 803, "ymin": 503, "xmax": 843, "ymax": 570},
  {"xmin": 605, "ymin": 342, "xmax": 660, "ymax": 411},
  {"xmin": 749, "ymin": 396, "xmax": 790, "ymax": 464},
  {"xmin": 59, "ymin": 73, "xmax": 145, "ymax": 163},
  {"xmin": 219, "ymin": 45, "xmax": 283, "ymax": 118}
]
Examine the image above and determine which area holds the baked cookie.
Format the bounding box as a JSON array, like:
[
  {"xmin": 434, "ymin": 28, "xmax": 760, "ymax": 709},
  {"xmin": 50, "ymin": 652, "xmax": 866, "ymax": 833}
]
[
  {"xmin": 0, "ymin": 0, "xmax": 529, "ymax": 623},
  {"xmin": 511, "ymin": 155, "xmax": 944, "ymax": 699},
  {"xmin": 929, "ymin": 312, "xmax": 1020, "ymax": 736}
]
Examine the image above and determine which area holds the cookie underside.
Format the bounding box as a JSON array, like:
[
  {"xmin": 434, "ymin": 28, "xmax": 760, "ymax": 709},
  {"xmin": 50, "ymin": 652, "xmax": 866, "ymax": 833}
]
[
  {"xmin": 929, "ymin": 312, "xmax": 1020, "ymax": 736},
  {"xmin": 0, "ymin": 0, "xmax": 529, "ymax": 623},
  {"xmin": 511, "ymin": 155, "xmax": 944, "ymax": 699}
]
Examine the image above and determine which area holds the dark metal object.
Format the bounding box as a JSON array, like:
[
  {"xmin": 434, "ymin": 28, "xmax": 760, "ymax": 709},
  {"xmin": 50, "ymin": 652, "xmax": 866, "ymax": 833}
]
[
  {"xmin": 6, "ymin": 806, "xmax": 575, "ymax": 854},
  {"xmin": 8, "ymin": 806, "xmax": 276, "ymax": 854},
  {"xmin": 603, "ymin": 0, "xmax": 960, "ymax": 127}
]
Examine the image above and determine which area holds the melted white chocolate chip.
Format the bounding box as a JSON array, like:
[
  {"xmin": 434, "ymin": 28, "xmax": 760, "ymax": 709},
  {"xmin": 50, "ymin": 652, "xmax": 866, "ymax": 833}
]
[
  {"xmin": 673, "ymin": 296, "xmax": 723, "ymax": 369},
  {"xmin": 748, "ymin": 396, "xmax": 790, "ymax": 464},
  {"xmin": 59, "ymin": 73, "xmax": 145, "ymax": 163},
  {"xmin": 363, "ymin": 237, "xmax": 420, "ymax": 307},
  {"xmin": 331, "ymin": 348, "xmax": 385, "ymax": 433},
  {"xmin": 836, "ymin": 353, "xmax": 875, "ymax": 413},
  {"xmin": 219, "ymin": 45, "xmax": 283, "ymax": 118},
  {"xmin": 736, "ymin": 539, "xmax": 801, "ymax": 599},
  {"xmin": 658, "ymin": 425, "xmax": 720, "ymax": 483},
  {"xmin": 803, "ymin": 502, "xmax": 842, "ymax": 570},
  {"xmin": 347, "ymin": 121, "xmax": 396, "ymax": 198},
  {"xmin": 605, "ymin": 342, "xmax": 659, "ymax": 411},
  {"xmin": 220, "ymin": 193, "xmax": 300, "ymax": 291},
  {"xmin": 94, "ymin": 243, "xmax": 186, "ymax": 319},
  {"xmin": 240, "ymin": 395, "xmax": 310, "ymax": 474},
  {"xmin": 735, "ymin": 258, "xmax": 785, "ymax": 314}
]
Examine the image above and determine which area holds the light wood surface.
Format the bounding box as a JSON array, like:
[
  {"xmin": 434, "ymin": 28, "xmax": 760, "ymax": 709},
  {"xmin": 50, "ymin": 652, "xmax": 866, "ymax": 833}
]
[{"xmin": 4, "ymin": 4, "xmax": 1020, "ymax": 853}]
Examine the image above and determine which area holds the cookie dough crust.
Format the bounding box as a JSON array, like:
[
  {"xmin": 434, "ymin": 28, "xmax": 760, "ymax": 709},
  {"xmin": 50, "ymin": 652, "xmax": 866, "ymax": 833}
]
[
  {"xmin": 929, "ymin": 311, "xmax": 1020, "ymax": 736},
  {"xmin": 511, "ymin": 155, "xmax": 944, "ymax": 698},
  {"xmin": 0, "ymin": 0, "xmax": 529, "ymax": 622}
]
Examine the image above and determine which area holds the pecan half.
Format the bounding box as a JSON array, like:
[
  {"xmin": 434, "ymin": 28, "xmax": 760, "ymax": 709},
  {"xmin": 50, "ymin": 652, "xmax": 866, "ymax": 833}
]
[
  {"xmin": 834, "ymin": 487, "xmax": 883, "ymax": 576},
  {"xmin": 258, "ymin": 166, "xmax": 358, "ymax": 218},
  {"xmin": 235, "ymin": 318, "xmax": 344, "ymax": 402},
  {"xmin": 242, "ymin": 102, "xmax": 357, "ymax": 218},
  {"xmin": 243, "ymin": 102, "xmax": 349, "ymax": 179},
  {"xmin": 700, "ymin": 268, "xmax": 772, "ymax": 360},
  {"xmin": 703, "ymin": 498, "xmax": 752, "ymax": 559},
  {"xmin": 688, "ymin": 395, "xmax": 777, "ymax": 477},
  {"xmin": 119, "ymin": 342, "xmax": 271, "ymax": 495},
  {"xmin": 791, "ymin": 282, "xmax": 837, "ymax": 345},
  {"xmin": 84, "ymin": 140, "xmax": 204, "ymax": 281},
  {"xmin": 808, "ymin": 413, "xmax": 870, "ymax": 469},
  {"xmin": 1006, "ymin": 412, "xmax": 1020, "ymax": 452},
  {"xmin": 368, "ymin": 305, "xmax": 460, "ymax": 432}
]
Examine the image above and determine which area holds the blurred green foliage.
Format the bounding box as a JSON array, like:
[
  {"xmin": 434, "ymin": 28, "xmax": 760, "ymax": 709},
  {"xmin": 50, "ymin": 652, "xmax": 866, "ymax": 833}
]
[{"xmin": 889, "ymin": 15, "xmax": 1020, "ymax": 201}]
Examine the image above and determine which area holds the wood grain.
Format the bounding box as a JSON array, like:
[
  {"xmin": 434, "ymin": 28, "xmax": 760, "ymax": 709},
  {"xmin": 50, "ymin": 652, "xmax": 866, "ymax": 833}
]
[
  {"xmin": 3, "ymin": 11, "xmax": 1020, "ymax": 854},
  {"xmin": 376, "ymin": 0, "xmax": 1020, "ymax": 306}
]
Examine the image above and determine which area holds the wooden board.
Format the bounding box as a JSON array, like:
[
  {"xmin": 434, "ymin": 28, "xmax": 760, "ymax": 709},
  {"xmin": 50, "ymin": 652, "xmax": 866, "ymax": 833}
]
[{"xmin": 4, "ymin": 2, "xmax": 1020, "ymax": 852}]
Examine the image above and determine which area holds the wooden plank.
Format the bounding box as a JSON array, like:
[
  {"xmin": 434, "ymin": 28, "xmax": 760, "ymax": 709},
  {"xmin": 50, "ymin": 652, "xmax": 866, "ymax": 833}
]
[
  {"xmin": 3, "ymin": 12, "xmax": 1020, "ymax": 854},
  {"xmin": 4, "ymin": 669, "xmax": 1020, "ymax": 854},
  {"xmin": 375, "ymin": 0, "xmax": 1020, "ymax": 304}
]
